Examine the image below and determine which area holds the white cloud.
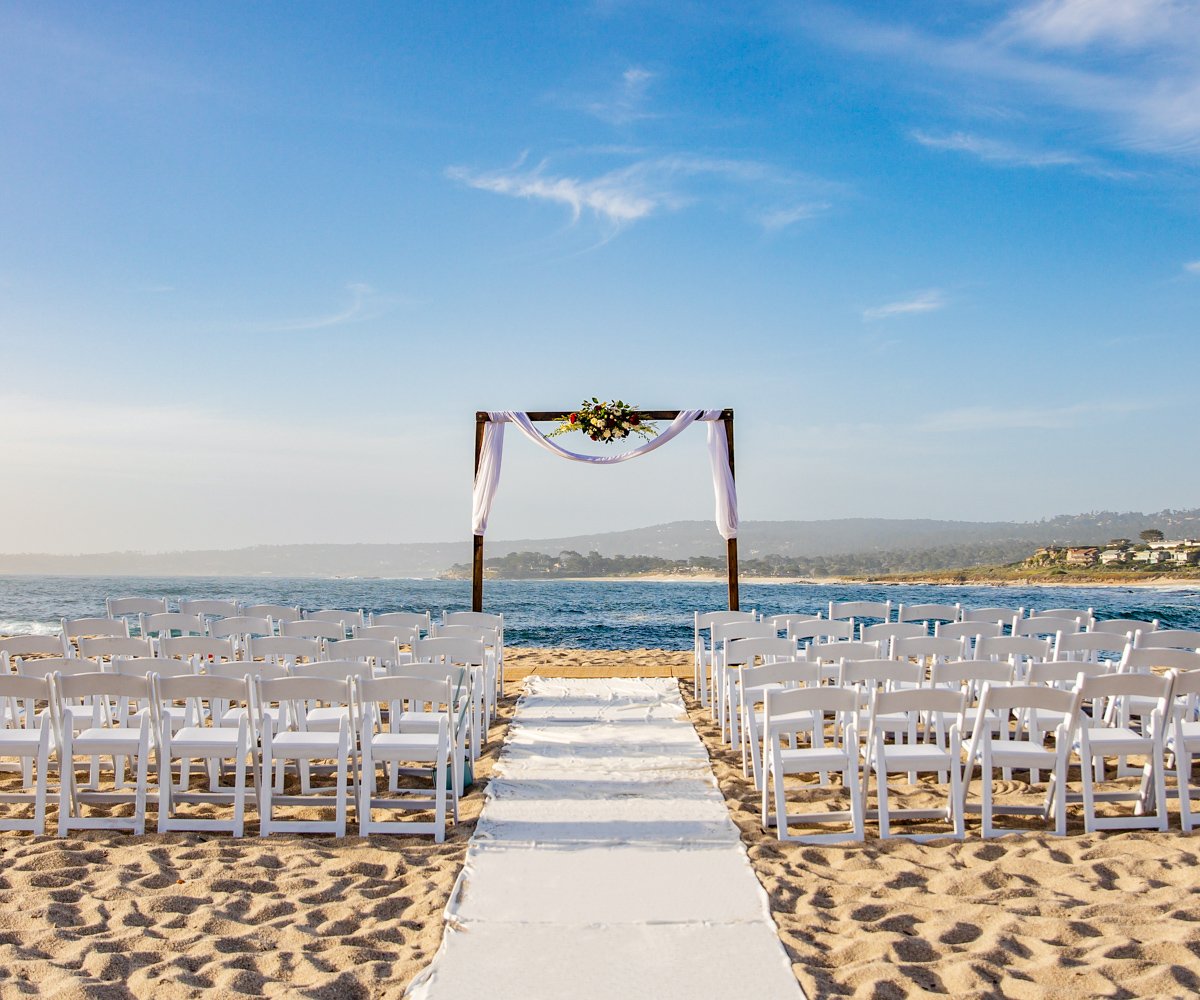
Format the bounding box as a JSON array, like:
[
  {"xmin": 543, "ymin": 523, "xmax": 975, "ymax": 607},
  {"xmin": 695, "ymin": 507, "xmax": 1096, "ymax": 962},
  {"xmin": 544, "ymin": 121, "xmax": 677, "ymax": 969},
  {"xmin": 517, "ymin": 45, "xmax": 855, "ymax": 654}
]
[
  {"xmin": 911, "ymin": 129, "xmax": 1081, "ymax": 168},
  {"xmin": 583, "ymin": 66, "xmax": 659, "ymax": 125},
  {"xmin": 863, "ymin": 289, "xmax": 946, "ymax": 321},
  {"xmin": 448, "ymin": 153, "xmax": 840, "ymax": 233},
  {"xmin": 1003, "ymin": 0, "xmax": 1188, "ymax": 50},
  {"xmin": 247, "ymin": 282, "xmax": 389, "ymax": 333},
  {"xmin": 1184, "ymin": 260, "xmax": 1200, "ymax": 274}
]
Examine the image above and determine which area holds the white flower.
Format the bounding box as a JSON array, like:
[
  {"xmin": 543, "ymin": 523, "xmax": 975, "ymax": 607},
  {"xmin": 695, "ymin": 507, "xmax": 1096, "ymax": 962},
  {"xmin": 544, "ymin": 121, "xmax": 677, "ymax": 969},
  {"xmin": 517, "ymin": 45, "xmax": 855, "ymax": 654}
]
[{"xmin": 602, "ymin": 429, "xmax": 611, "ymax": 438}]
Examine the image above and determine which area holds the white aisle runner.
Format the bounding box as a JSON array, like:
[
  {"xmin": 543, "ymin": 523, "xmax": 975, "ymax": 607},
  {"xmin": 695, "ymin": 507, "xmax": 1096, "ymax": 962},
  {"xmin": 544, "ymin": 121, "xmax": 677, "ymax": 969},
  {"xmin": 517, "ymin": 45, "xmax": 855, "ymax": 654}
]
[{"xmin": 407, "ymin": 677, "xmax": 804, "ymax": 1000}]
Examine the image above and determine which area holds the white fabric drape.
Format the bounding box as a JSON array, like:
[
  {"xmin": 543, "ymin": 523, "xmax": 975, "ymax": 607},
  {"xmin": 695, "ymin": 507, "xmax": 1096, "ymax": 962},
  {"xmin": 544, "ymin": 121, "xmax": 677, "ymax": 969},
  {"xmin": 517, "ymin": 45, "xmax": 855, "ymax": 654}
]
[{"xmin": 471, "ymin": 409, "xmax": 738, "ymax": 540}]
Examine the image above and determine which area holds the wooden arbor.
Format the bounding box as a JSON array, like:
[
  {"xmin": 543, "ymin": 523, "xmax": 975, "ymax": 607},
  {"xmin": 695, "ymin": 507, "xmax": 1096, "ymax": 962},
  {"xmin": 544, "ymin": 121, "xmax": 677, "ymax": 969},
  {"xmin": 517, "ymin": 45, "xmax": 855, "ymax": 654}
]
[{"xmin": 471, "ymin": 409, "xmax": 740, "ymax": 612}]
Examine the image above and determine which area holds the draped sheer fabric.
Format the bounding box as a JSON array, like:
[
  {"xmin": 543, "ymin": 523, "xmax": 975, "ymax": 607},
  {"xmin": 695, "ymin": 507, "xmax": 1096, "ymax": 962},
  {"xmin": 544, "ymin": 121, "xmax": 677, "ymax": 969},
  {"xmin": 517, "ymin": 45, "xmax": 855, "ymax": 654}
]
[{"xmin": 471, "ymin": 410, "xmax": 738, "ymax": 540}]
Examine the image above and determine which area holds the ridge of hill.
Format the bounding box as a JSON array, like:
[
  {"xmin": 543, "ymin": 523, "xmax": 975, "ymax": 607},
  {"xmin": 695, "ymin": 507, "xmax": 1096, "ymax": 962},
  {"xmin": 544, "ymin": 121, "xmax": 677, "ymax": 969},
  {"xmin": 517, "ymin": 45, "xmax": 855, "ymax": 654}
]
[{"xmin": 0, "ymin": 509, "xmax": 1194, "ymax": 577}]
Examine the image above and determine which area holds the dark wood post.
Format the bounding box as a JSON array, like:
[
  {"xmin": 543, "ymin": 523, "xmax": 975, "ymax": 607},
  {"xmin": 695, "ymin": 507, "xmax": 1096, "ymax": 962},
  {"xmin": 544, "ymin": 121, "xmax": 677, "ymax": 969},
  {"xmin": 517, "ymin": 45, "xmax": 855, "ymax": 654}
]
[
  {"xmin": 723, "ymin": 410, "xmax": 739, "ymax": 611},
  {"xmin": 472, "ymin": 413, "xmax": 486, "ymax": 612}
]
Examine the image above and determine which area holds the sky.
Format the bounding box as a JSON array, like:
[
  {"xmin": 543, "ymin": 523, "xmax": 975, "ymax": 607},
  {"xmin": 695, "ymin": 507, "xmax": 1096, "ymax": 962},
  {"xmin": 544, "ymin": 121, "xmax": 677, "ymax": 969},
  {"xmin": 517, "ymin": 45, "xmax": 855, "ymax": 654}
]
[{"xmin": 0, "ymin": 0, "xmax": 1198, "ymax": 553}]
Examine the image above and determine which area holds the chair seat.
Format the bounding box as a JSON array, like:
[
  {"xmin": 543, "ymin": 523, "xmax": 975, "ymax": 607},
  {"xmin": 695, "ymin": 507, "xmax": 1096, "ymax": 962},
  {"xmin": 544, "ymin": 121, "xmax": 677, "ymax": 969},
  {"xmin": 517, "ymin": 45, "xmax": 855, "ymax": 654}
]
[
  {"xmin": 874, "ymin": 744, "xmax": 954, "ymax": 770},
  {"xmin": 73, "ymin": 728, "xmax": 147, "ymax": 755},
  {"xmin": 775, "ymin": 747, "xmax": 853, "ymax": 771},
  {"xmin": 170, "ymin": 727, "xmax": 243, "ymax": 754},
  {"xmin": 271, "ymin": 731, "xmax": 344, "ymax": 755},
  {"xmin": 223, "ymin": 706, "xmax": 281, "ymax": 729},
  {"xmin": 369, "ymin": 733, "xmax": 442, "ymax": 761},
  {"xmin": 1084, "ymin": 726, "xmax": 1154, "ymax": 755},
  {"xmin": 0, "ymin": 730, "xmax": 46, "ymax": 752},
  {"xmin": 984, "ymin": 741, "xmax": 1058, "ymax": 765},
  {"xmin": 1173, "ymin": 720, "xmax": 1200, "ymax": 752},
  {"xmin": 305, "ymin": 707, "xmax": 350, "ymax": 730}
]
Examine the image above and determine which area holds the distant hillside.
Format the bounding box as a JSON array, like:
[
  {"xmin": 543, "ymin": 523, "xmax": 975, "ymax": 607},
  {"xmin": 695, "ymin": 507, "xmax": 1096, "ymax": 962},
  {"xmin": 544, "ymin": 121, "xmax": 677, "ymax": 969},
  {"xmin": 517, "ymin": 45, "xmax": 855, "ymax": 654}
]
[{"xmin": 0, "ymin": 509, "xmax": 1195, "ymax": 577}]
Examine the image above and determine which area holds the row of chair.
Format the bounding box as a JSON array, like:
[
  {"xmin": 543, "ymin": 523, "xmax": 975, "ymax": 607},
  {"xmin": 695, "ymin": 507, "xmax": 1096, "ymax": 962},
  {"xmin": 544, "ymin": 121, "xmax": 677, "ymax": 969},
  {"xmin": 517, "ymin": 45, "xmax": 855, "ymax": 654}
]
[
  {"xmin": 0, "ymin": 664, "xmax": 469, "ymax": 840},
  {"xmin": 759, "ymin": 665, "xmax": 1200, "ymax": 842}
]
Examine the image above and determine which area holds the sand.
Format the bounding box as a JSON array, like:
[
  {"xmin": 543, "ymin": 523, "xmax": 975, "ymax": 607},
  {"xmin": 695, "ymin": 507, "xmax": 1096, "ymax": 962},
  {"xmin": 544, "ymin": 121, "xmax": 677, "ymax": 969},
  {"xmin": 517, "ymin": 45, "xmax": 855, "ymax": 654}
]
[{"xmin": 1, "ymin": 647, "xmax": 1199, "ymax": 999}]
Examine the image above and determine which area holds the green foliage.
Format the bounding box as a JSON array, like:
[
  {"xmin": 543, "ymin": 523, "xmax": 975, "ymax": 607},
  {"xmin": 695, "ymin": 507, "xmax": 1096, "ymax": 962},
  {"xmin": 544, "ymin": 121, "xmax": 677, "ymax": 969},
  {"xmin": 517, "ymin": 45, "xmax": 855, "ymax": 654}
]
[{"xmin": 1140, "ymin": 529, "xmax": 1165, "ymax": 543}]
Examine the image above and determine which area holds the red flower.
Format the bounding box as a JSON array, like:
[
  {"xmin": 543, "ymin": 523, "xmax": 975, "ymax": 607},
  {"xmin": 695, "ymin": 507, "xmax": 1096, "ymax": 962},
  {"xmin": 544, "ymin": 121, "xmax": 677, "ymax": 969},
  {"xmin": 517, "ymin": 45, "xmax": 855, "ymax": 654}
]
[{"xmin": 569, "ymin": 413, "xmax": 577, "ymax": 424}]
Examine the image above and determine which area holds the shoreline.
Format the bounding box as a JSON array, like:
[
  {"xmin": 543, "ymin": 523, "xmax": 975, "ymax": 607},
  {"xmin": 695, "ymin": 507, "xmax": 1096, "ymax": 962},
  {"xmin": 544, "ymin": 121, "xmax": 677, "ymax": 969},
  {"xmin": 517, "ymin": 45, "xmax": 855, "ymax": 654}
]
[{"xmin": 494, "ymin": 573, "xmax": 1200, "ymax": 591}]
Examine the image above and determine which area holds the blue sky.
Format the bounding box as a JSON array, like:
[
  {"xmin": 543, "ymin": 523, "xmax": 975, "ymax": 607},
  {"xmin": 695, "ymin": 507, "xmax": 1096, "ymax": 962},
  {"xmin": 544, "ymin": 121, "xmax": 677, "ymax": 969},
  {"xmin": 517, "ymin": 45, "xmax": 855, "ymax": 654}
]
[{"xmin": 1, "ymin": 0, "xmax": 1198, "ymax": 553}]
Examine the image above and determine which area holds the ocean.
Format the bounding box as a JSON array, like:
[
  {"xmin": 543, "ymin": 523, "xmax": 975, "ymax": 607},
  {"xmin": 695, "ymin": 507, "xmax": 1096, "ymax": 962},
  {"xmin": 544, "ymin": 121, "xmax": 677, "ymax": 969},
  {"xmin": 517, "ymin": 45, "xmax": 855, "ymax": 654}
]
[{"xmin": 2, "ymin": 575, "xmax": 1199, "ymax": 650}]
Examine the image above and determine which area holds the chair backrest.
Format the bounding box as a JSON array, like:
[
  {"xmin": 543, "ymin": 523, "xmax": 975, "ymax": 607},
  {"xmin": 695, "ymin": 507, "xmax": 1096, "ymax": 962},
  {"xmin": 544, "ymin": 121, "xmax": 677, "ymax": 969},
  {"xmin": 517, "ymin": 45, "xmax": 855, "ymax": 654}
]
[
  {"xmin": 78, "ymin": 636, "xmax": 155, "ymax": 662},
  {"xmin": 305, "ymin": 610, "xmax": 365, "ymax": 634},
  {"xmin": 838, "ymin": 658, "xmax": 923, "ymax": 690},
  {"xmin": 1080, "ymin": 670, "xmax": 1173, "ymax": 714},
  {"xmin": 871, "ymin": 687, "xmax": 966, "ymax": 733},
  {"xmin": 764, "ymin": 685, "xmax": 859, "ymax": 739},
  {"xmin": 178, "ymin": 599, "xmax": 240, "ymax": 618},
  {"xmin": 413, "ymin": 637, "xmax": 486, "ymax": 667},
  {"xmin": 0, "ymin": 674, "xmax": 53, "ymax": 727},
  {"xmin": 391, "ymin": 662, "xmax": 467, "ymax": 687},
  {"xmin": 738, "ymin": 658, "xmax": 823, "ymax": 693},
  {"xmin": 861, "ymin": 622, "xmax": 927, "ymax": 647},
  {"xmin": 443, "ymin": 611, "xmax": 502, "ymax": 633},
  {"xmin": 433, "ymin": 624, "xmax": 500, "ymax": 644},
  {"xmin": 0, "ymin": 635, "xmax": 64, "ymax": 659},
  {"xmin": 106, "ymin": 597, "xmax": 169, "ymax": 618},
  {"xmin": 930, "ymin": 658, "xmax": 1015, "ymax": 692},
  {"xmin": 1014, "ymin": 616, "xmax": 1083, "ymax": 638},
  {"xmin": 712, "ymin": 621, "xmax": 776, "ymax": 645},
  {"xmin": 891, "ymin": 635, "xmax": 966, "ymax": 663},
  {"xmin": 324, "ymin": 638, "xmax": 401, "ymax": 665},
  {"xmin": 1120, "ymin": 646, "xmax": 1200, "ymax": 675},
  {"xmin": 54, "ymin": 671, "xmax": 150, "ymax": 701},
  {"xmin": 61, "ymin": 617, "xmax": 129, "ymax": 640},
  {"xmin": 975, "ymin": 635, "xmax": 1052, "ymax": 663},
  {"xmin": 806, "ymin": 640, "xmax": 881, "ymax": 664},
  {"xmin": 962, "ymin": 606, "xmax": 1022, "ymax": 624},
  {"xmin": 243, "ymin": 604, "xmax": 302, "ymax": 624},
  {"xmin": 370, "ymin": 611, "xmax": 432, "ymax": 633},
  {"xmin": 935, "ymin": 620, "xmax": 1003, "ymax": 642},
  {"xmin": 1133, "ymin": 628, "xmax": 1200, "ymax": 651},
  {"xmin": 158, "ymin": 636, "xmax": 238, "ymax": 662},
  {"xmin": 828, "ymin": 599, "xmax": 890, "ymax": 622},
  {"xmin": 1053, "ymin": 630, "xmax": 1129, "ymax": 661},
  {"xmin": 280, "ymin": 620, "xmax": 344, "ymax": 642},
  {"xmin": 209, "ymin": 616, "xmax": 274, "ymax": 639},
  {"xmin": 759, "ymin": 613, "xmax": 821, "ymax": 633},
  {"xmin": 208, "ymin": 659, "xmax": 289, "ymax": 682},
  {"xmin": 354, "ymin": 624, "xmax": 421, "ymax": 649},
  {"xmin": 289, "ymin": 659, "xmax": 374, "ymax": 683},
  {"xmin": 1031, "ymin": 607, "xmax": 1094, "ymax": 627},
  {"xmin": 111, "ymin": 656, "xmax": 196, "ymax": 678},
  {"xmin": 257, "ymin": 676, "xmax": 352, "ymax": 722},
  {"xmin": 246, "ymin": 636, "xmax": 323, "ymax": 664},
  {"xmin": 1028, "ymin": 659, "xmax": 1111, "ymax": 688},
  {"xmin": 1169, "ymin": 667, "xmax": 1200, "ymax": 701},
  {"xmin": 724, "ymin": 637, "xmax": 799, "ymax": 667},
  {"xmin": 15, "ymin": 656, "xmax": 98, "ymax": 678},
  {"xmin": 152, "ymin": 673, "xmax": 253, "ymax": 731},
  {"xmin": 357, "ymin": 675, "xmax": 453, "ymax": 726},
  {"xmin": 976, "ymin": 681, "xmax": 1079, "ymax": 719},
  {"xmin": 696, "ymin": 610, "xmax": 757, "ymax": 632},
  {"xmin": 789, "ymin": 620, "xmax": 855, "ymax": 645},
  {"xmin": 141, "ymin": 613, "xmax": 207, "ymax": 637},
  {"xmin": 1092, "ymin": 618, "xmax": 1158, "ymax": 636},
  {"xmin": 897, "ymin": 603, "xmax": 961, "ymax": 624}
]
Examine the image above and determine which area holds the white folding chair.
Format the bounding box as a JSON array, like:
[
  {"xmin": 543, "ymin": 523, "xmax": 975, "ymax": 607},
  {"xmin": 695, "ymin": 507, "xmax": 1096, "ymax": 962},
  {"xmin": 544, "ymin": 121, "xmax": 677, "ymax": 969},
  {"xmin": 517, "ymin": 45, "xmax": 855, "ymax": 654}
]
[
  {"xmin": 413, "ymin": 638, "xmax": 486, "ymax": 762},
  {"xmin": 862, "ymin": 622, "xmax": 927, "ymax": 651},
  {"xmin": 1014, "ymin": 616, "xmax": 1084, "ymax": 640},
  {"xmin": 964, "ymin": 684, "xmax": 1080, "ymax": 837},
  {"xmin": 0, "ymin": 675, "xmax": 52, "ymax": 833},
  {"xmin": 246, "ymin": 635, "xmax": 322, "ymax": 666},
  {"xmin": 1133, "ymin": 628, "xmax": 1200, "ymax": 652},
  {"xmin": 51, "ymin": 671, "xmax": 153, "ymax": 835},
  {"xmin": 208, "ymin": 616, "xmax": 274, "ymax": 657},
  {"xmin": 805, "ymin": 640, "xmax": 882, "ymax": 683},
  {"xmin": 694, "ymin": 610, "xmax": 757, "ymax": 709},
  {"xmin": 762, "ymin": 685, "xmax": 863, "ymax": 842},
  {"xmin": 1167, "ymin": 667, "xmax": 1200, "ymax": 831},
  {"xmin": 106, "ymin": 597, "xmax": 169, "ymax": 621},
  {"xmin": 737, "ymin": 658, "xmax": 822, "ymax": 789},
  {"xmin": 1024, "ymin": 659, "xmax": 1112, "ymax": 783},
  {"xmin": 61, "ymin": 617, "xmax": 129, "ymax": 655},
  {"xmin": 1076, "ymin": 671, "xmax": 1173, "ymax": 832},
  {"xmin": 257, "ymin": 675, "xmax": 355, "ymax": 837},
  {"xmin": 789, "ymin": 620, "xmax": 855, "ymax": 652},
  {"xmin": 934, "ymin": 620, "xmax": 1003, "ymax": 655},
  {"xmin": 1, "ymin": 635, "xmax": 65, "ymax": 667},
  {"xmin": 865, "ymin": 687, "xmax": 967, "ymax": 840},
  {"xmin": 1032, "ymin": 607, "xmax": 1095, "ymax": 629},
  {"xmin": 152, "ymin": 673, "xmax": 254, "ymax": 837},
  {"xmin": 158, "ymin": 635, "xmax": 239, "ymax": 666},
  {"xmin": 1092, "ymin": 618, "xmax": 1158, "ymax": 637},
  {"xmin": 897, "ymin": 603, "xmax": 961, "ymax": 626},
  {"xmin": 179, "ymin": 599, "xmax": 241, "ymax": 619},
  {"xmin": 141, "ymin": 613, "xmax": 207, "ymax": 641},
  {"xmin": 357, "ymin": 675, "xmax": 454, "ymax": 841},
  {"xmin": 431, "ymin": 624, "xmax": 502, "ymax": 727},
  {"xmin": 326, "ymin": 637, "xmax": 404, "ymax": 675},
  {"xmin": 244, "ymin": 604, "xmax": 302, "ymax": 628},
  {"xmin": 723, "ymin": 636, "xmax": 800, "ymax": 754},
  {"xmin": 828, "ymin": 600, "xmax": 891, "ymax": 632},
  {"xmin": 371, "ymin": 611, "xmax": 432, "ymax": 634},
  {"xmin": 78, "ymin": 636, "xmax": 156, "ymax": 665},
  {"xmin": 890, "ymin": 635, "xmax": 966, "ymax": 673},
  {"xmin": 974, "ymin": 635, "xmax": 1052, "ymax": 682},
  {"xmin": 963, "ymin": 607, "xmax": 1023, "ymax": 633}
]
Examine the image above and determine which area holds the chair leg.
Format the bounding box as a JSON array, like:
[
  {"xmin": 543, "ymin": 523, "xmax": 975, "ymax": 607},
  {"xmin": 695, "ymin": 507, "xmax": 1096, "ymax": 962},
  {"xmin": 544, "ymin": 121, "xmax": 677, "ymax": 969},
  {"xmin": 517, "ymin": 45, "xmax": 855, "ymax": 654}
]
[
  {"xmin": 1080, "ymin": 735, "xmax": 1097, "ymax": 834},
  {"xmin": 434, "ymin": 749, "xmax": 447, "ymax": 843},
  {"xmin": 1178, "ymin": 750, "xmax": 1194, "ymax": 833},
  {"xmin": 876, "ymin": 764, "xmax": 890, "ymax": 839},
  {"xmin": 773, "ymin": 756, "xmax": 789, "ymax": 840},
  {"xmin": 981, "ymin": 739, "xmax": 993, "ymax": 838},
  {"xmin": 359, "ymin": 744, "xmax": 374, "ymax": 838}
]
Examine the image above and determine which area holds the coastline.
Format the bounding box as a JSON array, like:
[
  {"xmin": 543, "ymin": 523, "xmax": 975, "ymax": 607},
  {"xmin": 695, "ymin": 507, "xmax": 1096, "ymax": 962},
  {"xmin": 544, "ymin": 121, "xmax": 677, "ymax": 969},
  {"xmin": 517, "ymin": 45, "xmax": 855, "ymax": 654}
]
[{"xmin": 517, "ymin": 573, "xmax": 1200, "ymax": 591}]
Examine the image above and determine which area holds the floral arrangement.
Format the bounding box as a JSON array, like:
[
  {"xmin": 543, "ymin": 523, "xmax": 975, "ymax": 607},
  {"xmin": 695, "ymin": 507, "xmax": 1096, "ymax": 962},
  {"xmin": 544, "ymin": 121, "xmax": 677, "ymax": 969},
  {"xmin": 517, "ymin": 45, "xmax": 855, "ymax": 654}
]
[{"xmin": 546, "ymin": 398, "xmax": 658, "ymax": 443}]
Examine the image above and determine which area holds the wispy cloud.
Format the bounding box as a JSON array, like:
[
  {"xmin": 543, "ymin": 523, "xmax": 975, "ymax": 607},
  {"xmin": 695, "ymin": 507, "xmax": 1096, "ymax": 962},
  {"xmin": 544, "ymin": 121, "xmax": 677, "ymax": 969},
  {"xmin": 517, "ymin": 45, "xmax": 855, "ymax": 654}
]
[
  {"xmin": 863, "ymin": 289, "xmax": 946, "ymax": 321},
  {"xmin": 582, "ymin": 66, "xmax": 659, "ymax": 125},
  {"xmin": 792, "ymin": 2, "xmax": 1200, "ymax": 158},
  {"xmin": 910, "ymin": 129, "xmax": 1135, "ymax": 179},
  {"xmin": 448, "ymin": 152, "xmax": 840, "ymax": 234},
  {"xmin": 249, "ymin": 282, "xmax": 389, "ymax": 333},
  {"xmin": 1184, "ymin": 260, "xmax": 1200, "ymax": 275}
]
